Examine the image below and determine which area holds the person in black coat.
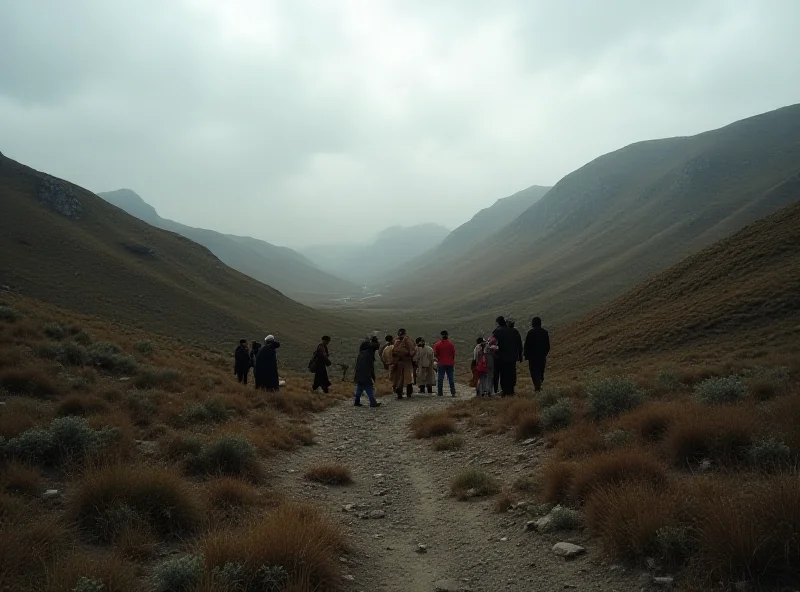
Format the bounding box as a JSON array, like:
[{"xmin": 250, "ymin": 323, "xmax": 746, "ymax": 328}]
[
  {"xmin": 250, "ymin": 341, "xmax": 261, "ymax": 369},
  {"xmin": 254, "ymin": 335, "xmax": 281, "ymax": 391},
  {"xmin": 353, "ymin": 337, "xmax": 381, "ymax": 407},
  {"xmin": 492, "ymin": 316, "xmax": 522, "ymax": 396},
  {"xmin": 234, "ymin": 339, "xmax": 251, "ymax": 384},
  {"xmin": 524, "ymin": 317, "xmax": 551, "ymax": 392},
  {"xmin": 310, "ymin": 336, "xmax": 332, "ymax": 394}
]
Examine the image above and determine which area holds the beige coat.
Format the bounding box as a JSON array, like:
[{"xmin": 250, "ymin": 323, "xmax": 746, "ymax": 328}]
[
  {"xmin": 415, "ymin": 345, "xmax": 435, "ymax": 386},
  {"xmin": 390, "ymin": 336, "xmax": 416, "ymax": 388}
]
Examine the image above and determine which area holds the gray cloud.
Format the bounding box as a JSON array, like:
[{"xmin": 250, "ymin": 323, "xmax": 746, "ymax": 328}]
[{"xmin": 2, "ymin": 0, "xmax": 799, "ymax": 247}]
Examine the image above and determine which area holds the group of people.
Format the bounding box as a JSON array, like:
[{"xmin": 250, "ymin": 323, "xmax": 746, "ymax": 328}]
[
  {"xmin": 232, "ymin": 315, "xmax": 551, "ymax": 406},
  {"xmin": 233, "ymin": 335, "xmax": 281, "ymax": 390},
  {"xmin": 472, "ymin": 316, "xmax": 551, "ymax": 397}
]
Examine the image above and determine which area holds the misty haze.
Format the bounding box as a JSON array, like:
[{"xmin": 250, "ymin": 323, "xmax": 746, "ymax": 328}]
[{"xmin": 1, "ymin": 2, "xmax": 799, "ymax": 591}]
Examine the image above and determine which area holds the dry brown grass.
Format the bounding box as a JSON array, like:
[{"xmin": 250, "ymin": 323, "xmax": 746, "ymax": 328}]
[
  {"xmin": 410, "ymin": 410, "xmax": 457, "ymax": 439},
  {"xmin": 0, "ymin": 366, "xmax": 60, "ymax": 397},
  {"xmin": 432, "ymin": 434, "xmax": 464, "ymax": 451},
  {"xmin": 207, "ymin": 477, "xmax": 260, "ymax": 510},
  {"xmin": 56, "ymin": 393, "xmax": 110, "ymax": 416},
  {"xmin": 200, "ymin": 502, "xmax": 345, "ymax": 590},
  {"xmin": 43, "ymin": 552, "xmax": 140, "ymax": 592},
  {"xmin": 550, "ymin": 422, "xmax": 605, "ymax": 459},
  {"xmin": 1, "ymin": 463, "xmax": 42, "ymax": 496},
  {"xmin": 492, "ymin": 489, "xmax": 518, "ymax": 513},
  {"xmin": 304, "ymin": 463, "xmax": 352, "ymax": 486},
  {"xmin": 450, "ymin": 468, "xmax": 499, "ymax": 501},
  {"xmin": 70, "ymin": 464, "xmax": 203, "ymax": 542},
  {"xmin": 664, "ymin": 404, "xmax": 755, "ymax": 468},
  {"xmin": 0, "ymin": 398, "xmax": 50, "ymax": 438},
  {"xmin": 514, "ymin": 412, "xmax": 541, "ymax": 441},
  {"xmin": 616, "ymin": 400, "xmax": 683, "ymax": 442}
]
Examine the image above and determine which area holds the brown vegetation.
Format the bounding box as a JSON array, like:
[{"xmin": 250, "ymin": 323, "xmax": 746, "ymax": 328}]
[
  {"xmin": 410, "ymin": 410, "xmax": 457, "ymax": 439},
  {"xmin": 304, "ymin": 463, "xmax": 353, "ymax": 486}
]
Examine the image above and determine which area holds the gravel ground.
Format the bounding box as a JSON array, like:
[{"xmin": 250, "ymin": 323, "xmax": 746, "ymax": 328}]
[{"xmin": 272, "ymin": 385, "xmax": 649, "ymax": 592}]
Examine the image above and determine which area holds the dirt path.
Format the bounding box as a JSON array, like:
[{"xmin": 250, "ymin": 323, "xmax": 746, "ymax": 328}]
[{"xmin": 273, "ymin": 387, "xmax": 645, "ymax": 592}]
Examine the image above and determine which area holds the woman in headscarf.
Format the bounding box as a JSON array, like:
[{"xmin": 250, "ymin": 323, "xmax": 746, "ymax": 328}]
[
  {"xmin": 255, "ymin": 335, "xmax": 281, "ymax": 391},
  {"xmin": 474, "ymin": 336, "xmax": 498, "ymax": 397}
]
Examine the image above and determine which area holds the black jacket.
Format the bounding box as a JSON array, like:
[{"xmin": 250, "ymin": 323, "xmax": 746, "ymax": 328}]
[
  {"xmin": 234, "ymin": 345, "xmax": 251, "ymax": 373},
  {"xmin": 254, "ymin": 341, "xmax": 280, "ymax": 389},
  {"xmin": 524, "ymin": 327, "xmax": 551, "ymax": 361},
  {"xmin": 492, "ymin": 325, "xmax": 522, "ymax": 363},
  {"xmin": 354, "ymin": 341, "xmax": 379, "ymax": 385}
]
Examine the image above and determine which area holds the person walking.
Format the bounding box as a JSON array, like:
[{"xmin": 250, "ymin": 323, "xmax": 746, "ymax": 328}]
[
  {"xmin": 391, "ymin": 328, "xmax": 416, "ymax": 399},
  {"xmin": 415, "ymin": 337, "xmax": 435, "ymax": 393},
  {"xmin": 492, "ymin": 316, "xmax": 521, "ymax": 396},
  {"xmin": 434, "ymin": 330, "xmax": 456, "ymax": 397},
  {"xmin": 310, "ymin": 336, "xmax": 332, "ymax": 393},
  {"xmin": 524, "ymin": 316, "xmax": 551, "ymax": 392},
  {"xmin": 354, "ymin": 336, "xmax": 382, "ymax": 407},
  {"xmin": 234, "ymin": 339, "xmax": 251, "ymax": 384},
  {"xmin": 255, "ymin": 335, "xmax": 281, "ymax": 391},
  {"xmin": 379, "ymin": 335, "xmax": 393, "ymax": 370}
]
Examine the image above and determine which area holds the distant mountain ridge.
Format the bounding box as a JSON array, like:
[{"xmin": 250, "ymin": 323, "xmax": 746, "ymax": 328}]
[
  {"xmin": 383, "ymin": 103, "xmax": 800, "ymax": 326},
  {"xmin": 98, "ymin": 189, "xmax": 359, "ymax": 303},
  {"xmin": 301, "ymin": 223, "xmax": 450, "ymax": 285}
]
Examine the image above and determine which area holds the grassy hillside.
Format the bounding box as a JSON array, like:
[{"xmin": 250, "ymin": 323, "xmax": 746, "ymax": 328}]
[
  {"xmin": 0, "ymin": 156, "xmax": 364, "ymax": 366},
  {"xmin": 384, "ymin": 104, "xmax": 800, "ymax": 326},
  {"xmin": 553, "ymin": 199, "xmax": 800, "ymax": 374},
  {"xmin": 0, "ymin": 293, "xmax": 352, "ymax": 591},
  {"xmin": 99, "ymin": 189, "xmax": 360, "ymax": 304},
  {"xmin": 301, "ymin": 223, "xmax": 450, "ymax": 286}
]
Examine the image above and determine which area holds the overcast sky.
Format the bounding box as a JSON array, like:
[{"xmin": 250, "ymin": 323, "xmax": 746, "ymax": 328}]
[{"xmin": 2, "ymin": 1, "xmax": 799, "ymax": 248}]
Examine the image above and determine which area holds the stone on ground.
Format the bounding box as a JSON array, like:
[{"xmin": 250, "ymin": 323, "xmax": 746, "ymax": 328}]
[{"xmin": 552, "ymin": 542, "xmax": 586, "ymax": 559}]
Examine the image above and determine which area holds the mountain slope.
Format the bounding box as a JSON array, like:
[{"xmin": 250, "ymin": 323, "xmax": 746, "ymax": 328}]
[
  {"xmin": 386, "ymin": 104, "xmax": 800, "ymax": 324},
  {"xmin": 554, "ymin": 200, "xmax": 800, "ymax": 371},
  {"xmin": 0, "ymin": 155, "xmax": 362, "ymax": 365},
  {"xmin": 301, "ymin": 223, "xmax": 450, "ymax": 285},
  {"xmin": 99, "ymin": 189, "xmax": 359, "ymax": 303}
]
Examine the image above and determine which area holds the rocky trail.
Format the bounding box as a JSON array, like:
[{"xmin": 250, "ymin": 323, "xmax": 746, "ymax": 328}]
[{"xmin": 273, "ymin": 386, "xmax": 647, "ymax": 592}]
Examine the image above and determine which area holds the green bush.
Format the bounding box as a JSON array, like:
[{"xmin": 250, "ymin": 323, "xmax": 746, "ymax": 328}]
[
  {"xmin": 73, "ymin": 577, "xmax": 105, "ymax": 592},
  {"xmin": 154, "ymin": 554, "xmax": 203, "ymax": 592},
  {"xmin": 0, "ymin": 305, "xmax": 20, "ymax": 322},
  {"xmin": 88, "ymin": 343, "xmax": 138, "ymax": 375},
  {"xmin": 748, "ymin": 438, "xmax": 791, "ymax": 470},
  {"xmin": 36, "ymin": 342, "xmax": 89, "ymax": 366},
  {"xmin": 2, "ymin": 417, "xmax": 120, "ymax": 466},
  {"xmin": 36, "ymin": 342, "xmax": 62, "ymax": 360},
  {"xmin": 603, "ymin": 429, "xmax": 632, "ymax": 449},
  {"xmin": 189, "ymin": 435, "xmax": 259, "ymax": 479},
  {"xmin": 655, "ymin": 525, "xmax": 692, "ymax": 564},
  {"xmin": 43, "ymin": 322, "xmax": 67, "ymax": 340},
  {"xmin": 180, "ymin": 398, "xmax": 228, "ymax": 426},
  {"xmin": 587, "ymin": 378, "xmax": 642, "ymax": 419},
  {"xmin": 540, "ymin": 399, "xmax": 573, "ymax": 431},
  {"xmin": 694, "ymin": 375, "xmax": 745, "ymax": 405},
  {"xmin": 134, "ymin": 366, "xmax": 180, "ymax": 389},
  {"xmin": 124, "ymin": 391, "xmax": 159, "ymax": 425},
  {"xmin": 134, "ymin": 340, "xmax": 154, "ymax": 356},
  {"xmin": 548, "ymin": 505, "xmax": 582, "ymax": 530},
  {"xmin": 211, "ymin": 562, "xmax": 287, "ymax": 592},
  {"xmin": 72, "ymin": 330, "xmax": 93, "ymax": 345},
  {"xmin": 656, "ymin": 370, "xmax": 681, "ymax": 390},
  {"xmin": 535, "ymin": 388, "xmax": 563, "ymax": 410}
]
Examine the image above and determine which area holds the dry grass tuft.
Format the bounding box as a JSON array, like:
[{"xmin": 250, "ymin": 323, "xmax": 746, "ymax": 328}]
[
  {"xmin": 617, "ymin": 401, "xmax": 682, "ymax": 442},
  {"xmin": 0, "ymin": 398, "xmax": 49, "ymax": 439},
  {"xmin": 55, "ymin": 393, "xmax": 109, "ymax": 416},
  {"xmin": 70, "ymin": 464, "xmax": 202, "ymax": 542},
  {"xmin": 513, "ymin": 412, "xmax": 541, "ymax": 441},
  {"xmin": 1, "ymin": 463, "xmax": 42, "ymax": 496},
  {"xmin": 0, "ymin": 366, "xmax": 60, "ymax": 397},
  {"xmin": 551, "ymin": 422, "xmax": 605, "ymax": 459},
  {"xmin": 492, "ymin": 489, "xmax": 518, "ymax": 513},
  {"xmin": 410, "ymin": 410, "xmax": 457, "ymax": 439},
  {"xmin": 43, "ymin": 552, "xmax": 140, "ymax": 592},
  {"xmin": 450, "ymin": 468, "xmax": 499, "ymax": 501},
  {"xmin": 542, "ymin": 461, "xmax": 576, "ymax": 504},
  {"xmin": 432, "ymin": 434, "xmax": 464, "ymax": 451},
  {"xmin": 665, "ymin": 405, "xmax": 755, "ymax": 468},
  {"xmin": 200, "ymin": 502, "xmax": 345, "ymax": 590},
  {"xmin": 0, "ymin": 506, "xmax": 69, "ymax": 590},
  {"xmin": 569, "ymin": 450, "xmax": 668, "ymax": 503},
  {"xmin": 304, "ymin": 463, "xmax": 352, "ymax": 486},
  {"xmin": 207, "ymin": 477, "xmax": 260, "ymax": 510}
]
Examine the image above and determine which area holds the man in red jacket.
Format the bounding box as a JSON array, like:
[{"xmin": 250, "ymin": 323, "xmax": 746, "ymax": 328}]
[{"xmin": 433, "ymin": 330, "xmax": 456, "ymax": 397}]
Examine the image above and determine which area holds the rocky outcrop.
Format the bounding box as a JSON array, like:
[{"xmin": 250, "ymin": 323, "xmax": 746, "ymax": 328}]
[{"xmin": 38, "ymin": 176, "xmax": 82, "ymax": 219}]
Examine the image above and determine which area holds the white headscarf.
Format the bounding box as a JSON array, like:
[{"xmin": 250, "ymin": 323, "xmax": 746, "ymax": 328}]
[{"xmin": 265, "ymin": 335, "xmax": 275, "ymax": 343}]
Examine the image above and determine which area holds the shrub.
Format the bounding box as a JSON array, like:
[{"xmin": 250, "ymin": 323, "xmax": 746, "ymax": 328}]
[
  {"xmin": 88, "ymin": 343, "xmax": 138, "ymax": 375},
  {"xmin": 153, "ymin": 554, "xmax": 203, "ymax": 592},
  {"xmin": 2, "ymin": 417, "xmax": 121, "ymax": 467},
  {"xmin": 56, "ymin": 394, "xmax": 109, "ymax": 417},
  {"xmin": 2, "ymin": 462, "xmax": 41, "ymax": 496},
  {"xmin": 0, "ymin": 306, "xmax": 20, "ymax": 322},
  {"xmin": 513, "ymin": 472, "xmax": 540, "ymax": 494},
  {"xmin": 208, "ymin": 477, "xmax": 260, "ymax": 510},
  {"xmin": 71, "ymin": 464, "xmax": 201, "ymax": 542},
  {"xmin": 73, "ymin": 577, "xmax": 105, "ymax": 592},
  {"xmin": 536, "ymin": 388, "xmax": 563, "ymax": 409},
  {"xmin": 0, "ymin": 367, "xmax": 59, "ymax": 397},
  {"xmin": 134, "ymin": 366, "xmax": 180, "ymax": 389},
  {"xmin": 549, "ymin": 505, "xmax": 583, "ymax": 531},
  {"xmin": 666, "ymin": 406, "xmax": 754, "ymax": 467},
  {"xmin": 43, "ymin": 552, "xmax": 139, "ymax": 592},
  {"xmin": 694, "ymin": 375, "xmax": 745, "ymax": 405},
  {"xmin": 748, "ymin": 438, "xmax": 791, "ymax": 471},
  {"xmin": 304, "ymin": 463, "xmax": 352, "ymax": 485},
  {"xmin": 655, "ymin": 525, "xmax": 692, "ymax": 565},
  {"xmin": 189, "ymin": 435, "xmax": 261, "ymax": 480},
  {"xmin": 586, "ymin": 378, "xmax": 642, "ymax": 419},
  {"xmin": 656, "ymin": 370, "xmax": 681, "ymax": 391},
  {"xmin": 514, "ymin": 412, "xmax": 541, "ymax": 441},
  {"xmin": 568, "ymin": 450, "xmax": 668, "ymax": 504},
  {"xmin": 43, "ymin": 323, "xmax": 67, "ymax": 340},
  {"xmin": 551, "ymin": 422, "xmax": 605, "ymax": 459},
  {"xmin": 410, "ymin": 411, "xmax": 457, "ymax": 439},
  {"xmin": 200, "ymin": 502, "xmax": 344, "ymax": 590},
  {"xmin": 432, "ymin": 434, "xmax": 464, "ymax": 451},
  {"xmin": 540, "ymin": 399, "xmax": 573, "ymax": 431},
  {"xmin": 179, "ymin": 398, "xmax": 228, "ymax": 426},
  {"xmin": 584, "ymin": 482, "xmax": 682, "ymax": 561},
  {"xmin": 603, "ymin": 429, "xmax": 631, "ymax": 449},
  {"xmin": 72, "ymin": 330, "xmax": 92, "ymax": 345},
  {"xmin": 450, "ymin": 468, "xmax": 498, "ymax": 500},
  {"xmin": 124, "ymin": 390, "xmax": 159, "ymax": 425},
  {"xmin": 617, "ymin": 402, "xmax": 679, "ymax": 442},
  {"xmin": 492, "ymin": 489, "xmax": 518, "ymax": 513},
  {"xmin": 59, "ymin": 342, "xmax": 89, "ymax": 366},
  {"xmin": 544, "ymin": 461, "xmax": 575, "ymax": 503},
  {"xmin": 133, "ymin": 340, "xmax": 154, "ymax": 356}
]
